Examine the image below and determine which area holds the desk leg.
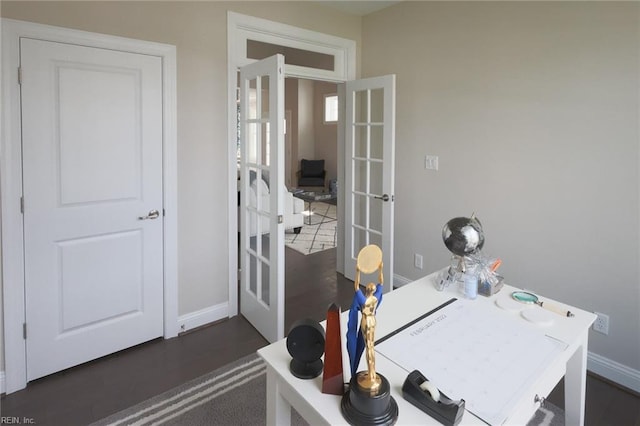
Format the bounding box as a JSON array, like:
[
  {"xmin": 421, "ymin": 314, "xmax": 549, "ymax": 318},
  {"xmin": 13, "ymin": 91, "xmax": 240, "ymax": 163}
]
[
  {"xmin": 565, "ymin": 331, "xmax": 589, "ymax": 426},
  {"xmin": 266, "ymin": 366, "xmax": 291, "ymax": 426}
]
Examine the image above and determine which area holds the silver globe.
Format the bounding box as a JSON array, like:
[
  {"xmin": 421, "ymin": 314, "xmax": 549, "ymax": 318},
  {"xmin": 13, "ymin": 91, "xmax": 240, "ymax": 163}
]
[{"xmin": 442, "ymin": 216, "xmax": 485, "ymax": 256}]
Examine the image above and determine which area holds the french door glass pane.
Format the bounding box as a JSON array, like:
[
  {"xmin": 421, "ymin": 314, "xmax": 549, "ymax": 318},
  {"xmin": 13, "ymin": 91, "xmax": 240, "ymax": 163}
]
[
  {"xmin": 248, "ymin": 78, "xmax": 257, "ymax": 120},
  {"xmin": 370, "ymin": 161, "xmax": 383, "ymax": 196},
  {"xmin": 353, "ymin": 159, "xmax": 367, "ymax": 193},
  {"xmin": 353, "ymin": 227, "xmax": 367, "ymax": 259},
  {"xmin": 354, "ymin": 126, "xmax": 367, "ymax": 158},
  {"xmin": 260, "ymin": 75, "xmax": 270, "ymax": 119},
  {"xmin": 370, "ymin": 232, "xmax": 382, "ymax": 249},
  {"xmin": 370, "ymin": 200, "xmax": 382, "ymax": 234},
  {"xmin": 370, "ymin": 125, "xmax": 383, "ymax": 160},
  {"xmin": 261, "ymin": 261, "xmax": 270, "ymax": 306},
  {"xmin": 370, "ymin": 88, "xmax": 384, "ymax": 122},
  {"xmin": 248, "ymin": 251, "xmax": 257, "ymax": 296},
  {"xmin": 247, "ymin": 230, "xmax": 271, "ymax": 307},
  {"xmin": 247, "ymin": 123, "xmax": 258, "ymax": 165},
  {"xmin": 354, "ymin": 193, "xmax": 368, "ymax": 228},
  {"xmin": 355, "ymin": 90, "xmax": 368, "ymax": 123}
]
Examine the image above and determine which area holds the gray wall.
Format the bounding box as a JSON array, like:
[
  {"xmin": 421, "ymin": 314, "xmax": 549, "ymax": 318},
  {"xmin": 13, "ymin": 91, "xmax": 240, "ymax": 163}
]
[
  {"xmin": 363, "ymin": 1, "xmax": 640, "ymax": 372},
  {"xmin": 297, "ymin": 79, "xmax": 316, "ymax": 163},
  {"xmin": 314, "ymin": 81, "xmax": 339, "ymax": 183}
]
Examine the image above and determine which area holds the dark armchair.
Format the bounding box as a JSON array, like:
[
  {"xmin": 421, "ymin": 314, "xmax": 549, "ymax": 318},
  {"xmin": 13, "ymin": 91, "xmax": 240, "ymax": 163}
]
[{"xmin": 297, "ymin": 159, "xmax": 326, "ymax": 187}]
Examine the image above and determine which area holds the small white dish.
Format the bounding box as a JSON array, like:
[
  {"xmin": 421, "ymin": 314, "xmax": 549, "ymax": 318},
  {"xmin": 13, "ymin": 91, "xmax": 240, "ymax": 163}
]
[{"xmin": 521, "ymin": 307, "xmax": 555, "ymax": 326}]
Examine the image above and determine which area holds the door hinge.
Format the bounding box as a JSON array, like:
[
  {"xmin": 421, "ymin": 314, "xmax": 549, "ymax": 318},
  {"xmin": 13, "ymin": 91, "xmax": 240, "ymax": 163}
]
[
  {"xmin": 18, "ymin": 67, "xmax": 22, "ymax": 85},
  {"xmin": 278, "ymin": 215, "xmax": 283, "ymax": 224},
  {"xmin": 23, "ymin": 323, "xmax": 27, "ymax": 339},
  {"xmin": 20, "ymin": 196, "xmax": 24, "ymax": 214},
  {"xmin": 163, "ymin": 208, "xmax": 166, "ymax": 217}
]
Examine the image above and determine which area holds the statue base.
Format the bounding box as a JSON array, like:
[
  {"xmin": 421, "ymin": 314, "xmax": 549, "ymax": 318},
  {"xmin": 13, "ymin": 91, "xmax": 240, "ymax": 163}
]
[{"xmin": 341, "ymin": 372, "xmax": 398, "ymax": 426}]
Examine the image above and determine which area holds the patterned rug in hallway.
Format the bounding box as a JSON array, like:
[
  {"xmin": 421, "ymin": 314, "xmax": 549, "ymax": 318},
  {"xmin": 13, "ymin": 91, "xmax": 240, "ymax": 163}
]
[{"xmin": 285, "ymin": 201, "xmax": 336, "ymax": 255}]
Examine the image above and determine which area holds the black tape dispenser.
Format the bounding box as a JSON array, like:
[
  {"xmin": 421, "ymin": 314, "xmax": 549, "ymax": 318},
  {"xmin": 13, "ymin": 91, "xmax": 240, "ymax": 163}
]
[{"xmin": 402, "ymin": 370, "xmax": 465, "ymax": 426}]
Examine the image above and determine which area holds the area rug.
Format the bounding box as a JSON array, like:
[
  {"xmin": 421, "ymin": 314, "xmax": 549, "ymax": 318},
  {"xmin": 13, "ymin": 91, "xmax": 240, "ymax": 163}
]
[
  {"xmin": 91, "ymin": 353, "xmax": 564, "ymax": 426},
  {"xmin": 285, "ymin": 201, "xmax": 336, "ymax": 255},
  {"xmin": 89, "ymin": 354, "xmax": 281, "ymax": 426}
]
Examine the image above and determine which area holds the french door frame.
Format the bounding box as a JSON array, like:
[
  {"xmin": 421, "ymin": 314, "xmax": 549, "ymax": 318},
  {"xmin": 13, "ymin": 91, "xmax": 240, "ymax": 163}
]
[
  {"xmin": 0, "ymin": 18, "xmax": 178, "ymax": 394},
  {"xmin": 227, "ymin": 12, "xmax": 356, "ymax": 317}
]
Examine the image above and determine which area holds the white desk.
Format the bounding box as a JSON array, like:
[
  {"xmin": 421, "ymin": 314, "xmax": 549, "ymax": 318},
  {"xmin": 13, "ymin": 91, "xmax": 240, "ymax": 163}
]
[{"xmin": 258, "ymin": 272, "xmax": 596, "ymax": 425}]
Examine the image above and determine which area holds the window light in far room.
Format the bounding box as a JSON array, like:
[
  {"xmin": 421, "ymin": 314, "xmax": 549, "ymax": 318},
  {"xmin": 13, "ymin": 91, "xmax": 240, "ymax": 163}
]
[{"xmin": 324, "ymin": 94, "xmax": 338, "ymax": 123}]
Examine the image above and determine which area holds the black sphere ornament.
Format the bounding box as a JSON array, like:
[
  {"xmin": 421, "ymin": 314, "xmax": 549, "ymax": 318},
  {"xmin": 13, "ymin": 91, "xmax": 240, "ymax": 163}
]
[{"xmin": 286, "ymin": 318, "xmax": 326, "ymax": 379}]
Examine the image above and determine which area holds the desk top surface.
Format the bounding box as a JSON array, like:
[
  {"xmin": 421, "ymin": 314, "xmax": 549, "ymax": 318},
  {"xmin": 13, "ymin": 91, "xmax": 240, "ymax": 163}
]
[{"xmin": 258, "ymin": 271, "xmax": 596, "ymax": 425}]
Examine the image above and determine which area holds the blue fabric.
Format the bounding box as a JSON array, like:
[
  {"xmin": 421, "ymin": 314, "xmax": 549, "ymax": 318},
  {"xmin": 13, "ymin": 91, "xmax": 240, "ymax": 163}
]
[
  {"xmin": 346, "ymin": 290, "xmax": 365, "ymax": 376},
  {"xmin": 346, "ymin": 284, "xmax": 384, "ymax": 376}
]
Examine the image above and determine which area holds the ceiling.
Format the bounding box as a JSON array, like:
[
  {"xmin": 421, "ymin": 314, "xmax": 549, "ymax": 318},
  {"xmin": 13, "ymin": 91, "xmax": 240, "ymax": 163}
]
[{"xmin": 315, "ymin": 1, "xmax": 402, "ymax": 16}]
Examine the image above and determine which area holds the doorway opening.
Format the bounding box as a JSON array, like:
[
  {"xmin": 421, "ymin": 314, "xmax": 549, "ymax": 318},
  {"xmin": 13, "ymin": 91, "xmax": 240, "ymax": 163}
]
[
  {"xmin": 283, "ymin": 77, "xmax": 338, "ymax": 256},
  {"xmin": 230, "ymin": 13, "xmax": 396, "ymax": 343},
  {"xmin": 235, "ymin": 70, "xmax": 343, "ymax": 335},
  {"xmin": 227, "ymin": 12, "xmax": 356, "ymax": 328}
]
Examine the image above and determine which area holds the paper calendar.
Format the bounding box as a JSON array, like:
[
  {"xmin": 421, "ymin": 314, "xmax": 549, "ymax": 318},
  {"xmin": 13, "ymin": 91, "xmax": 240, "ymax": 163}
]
[{"xmin": 376, "ymin": 298, "xmax": 565, "ymax": 425}]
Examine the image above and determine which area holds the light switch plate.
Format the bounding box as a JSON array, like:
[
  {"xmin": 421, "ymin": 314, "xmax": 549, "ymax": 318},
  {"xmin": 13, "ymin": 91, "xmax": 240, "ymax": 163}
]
[{"xmin": 425, "ymin": 155, "xmax": 439, "ymax": 170}]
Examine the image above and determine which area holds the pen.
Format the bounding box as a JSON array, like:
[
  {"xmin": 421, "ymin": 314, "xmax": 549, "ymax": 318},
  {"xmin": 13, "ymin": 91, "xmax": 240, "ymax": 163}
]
[{"xmin": 490, "ymin": 259, "xmax": 501, "ymax": 272}]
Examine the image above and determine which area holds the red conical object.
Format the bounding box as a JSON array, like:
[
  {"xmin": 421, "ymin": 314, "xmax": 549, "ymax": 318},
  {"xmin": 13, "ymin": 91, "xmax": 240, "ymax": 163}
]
[{"xmin": 322, "ymin": 303, "xmax": 344, "ymax": 395}]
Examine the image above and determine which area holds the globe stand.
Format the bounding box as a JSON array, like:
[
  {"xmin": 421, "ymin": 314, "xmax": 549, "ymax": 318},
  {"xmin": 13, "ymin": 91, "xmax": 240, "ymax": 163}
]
[{"xmin": 341, "ymin": 372, "xmax": 398, "ymax": 426}]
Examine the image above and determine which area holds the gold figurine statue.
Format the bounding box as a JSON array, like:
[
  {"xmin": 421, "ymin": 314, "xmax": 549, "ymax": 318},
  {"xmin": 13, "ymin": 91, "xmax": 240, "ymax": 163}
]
[
  {"xmin": 342, "ymin": 244, "xmax": 398, "ymax": 425},
  {"xmin": 354, "ymin": 244, "xmax": 384, "ymax": 393}
]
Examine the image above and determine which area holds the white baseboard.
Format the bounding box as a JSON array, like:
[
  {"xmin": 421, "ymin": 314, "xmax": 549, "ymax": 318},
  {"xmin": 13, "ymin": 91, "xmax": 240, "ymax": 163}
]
[
  {"xmin": 0, "ymin": 371, "xmax": 5, "ymax": 394},
  {"xmin": 177, "ymin": 302, "xmax": 229, "ymax": 333},
  {"xmin": 588, "ymin": 351, "xmax": 640, "ymax": 393}
]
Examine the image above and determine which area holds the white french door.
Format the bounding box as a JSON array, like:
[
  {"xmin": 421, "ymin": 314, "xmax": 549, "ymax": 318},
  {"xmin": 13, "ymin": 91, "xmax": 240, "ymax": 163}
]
[
  {"xmin": 21, "ymin": 38, "xmax": 164, "ymax": 380},
  {"xmin": 344, "ymin": 75, "xmax": 396, "ymax": 293},
  {"xmin": 239, "ymin": 54, "xmax": 285, "ymax": 342}
]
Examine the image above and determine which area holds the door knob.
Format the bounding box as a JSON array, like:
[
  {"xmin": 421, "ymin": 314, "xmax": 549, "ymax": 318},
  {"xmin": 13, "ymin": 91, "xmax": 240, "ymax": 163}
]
[
  {"xmin": 374, "ymin": 194, "xmax": 390, "ymax": 202},
  {"xmin": 138, "ymin": 209, "xmax": 160, "ymax": 220}
]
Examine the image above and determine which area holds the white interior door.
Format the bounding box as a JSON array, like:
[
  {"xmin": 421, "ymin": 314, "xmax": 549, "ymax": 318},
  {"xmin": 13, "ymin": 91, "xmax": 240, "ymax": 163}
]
[
  {"xmin": 344, "ymin": 75, "xmax": 396, "ymax": 292},
  {"xmin": 21, "ymin": 38, "xmax": 164, "ymax": 380},
  {"xmin": 239, "ymin": 54, "xmax": 285, "ymax": 343}
]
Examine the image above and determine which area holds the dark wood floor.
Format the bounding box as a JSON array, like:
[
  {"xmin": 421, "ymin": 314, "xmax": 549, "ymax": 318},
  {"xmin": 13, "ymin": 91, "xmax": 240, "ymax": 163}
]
[{"xmin": 2, "ymin": 247, "xmax": 639, "ymax": 425}]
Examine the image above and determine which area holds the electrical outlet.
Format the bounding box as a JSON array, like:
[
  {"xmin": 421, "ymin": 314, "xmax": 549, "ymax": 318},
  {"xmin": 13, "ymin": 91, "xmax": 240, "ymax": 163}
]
[
  {"xmin": 593, "ymin": 312, "xmax": 609, "ymax": 335},
  {"xmin": 414, "ymin": 254, "xmax": 423, "ymax": 269}
]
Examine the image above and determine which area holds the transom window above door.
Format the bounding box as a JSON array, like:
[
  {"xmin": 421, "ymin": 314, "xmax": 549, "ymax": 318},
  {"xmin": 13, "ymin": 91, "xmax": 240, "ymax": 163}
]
[
  {"xmin": 247, "ymin": 39, "xmax": 335, "ymax": 72},
  {"xmin": 228, "ymin": 11, "xmax": 355, "ymax": 82}
]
